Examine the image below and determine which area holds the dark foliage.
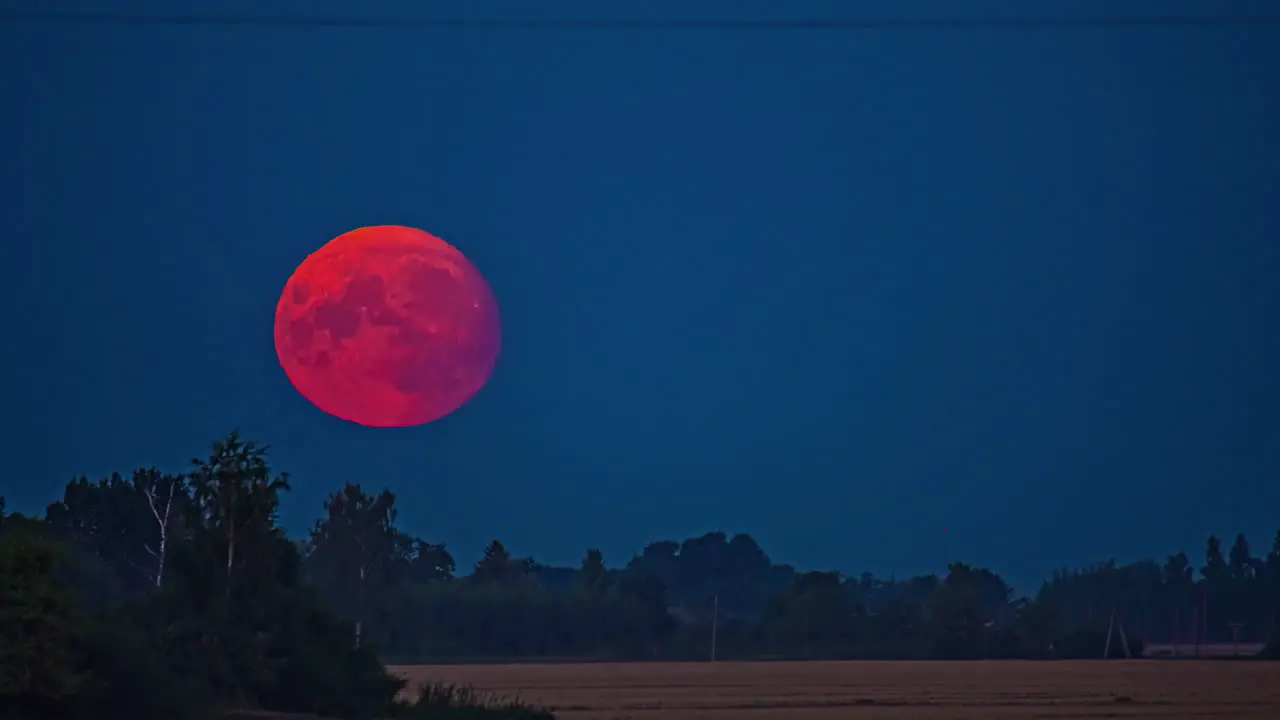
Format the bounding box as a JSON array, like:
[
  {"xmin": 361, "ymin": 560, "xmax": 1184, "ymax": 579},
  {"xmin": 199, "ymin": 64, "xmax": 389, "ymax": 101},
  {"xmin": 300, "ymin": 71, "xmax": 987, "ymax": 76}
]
[
  {"xmin": 3, "ymin": 432, "xmax": 1278, "ymax": 719},
  {"xmin": 0, "ymin": 433, "xmax": 546, "ymax": 720},
  {"xmin": 1260, "ymin": 637, "xmax": 1280, "ymax": 659},
  {"xmin": 400, "ymin": 683, "xmax": 555, "ymax": 720},
  {"xmin": 71, "ymin": 613, "xmax": 211, "ymax": 720}
]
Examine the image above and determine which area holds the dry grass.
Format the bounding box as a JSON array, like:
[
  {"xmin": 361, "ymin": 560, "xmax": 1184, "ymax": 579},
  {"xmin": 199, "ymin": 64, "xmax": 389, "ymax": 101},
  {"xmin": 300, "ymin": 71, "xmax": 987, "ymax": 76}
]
[{"xmin": 390, "ymin": 660, "xmax": 1280, "ymax": 719}]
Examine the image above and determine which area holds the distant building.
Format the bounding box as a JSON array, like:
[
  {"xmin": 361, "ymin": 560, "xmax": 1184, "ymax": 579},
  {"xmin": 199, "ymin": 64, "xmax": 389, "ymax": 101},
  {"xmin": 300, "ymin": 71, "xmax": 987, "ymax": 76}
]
[{"xmin": 1143, "ymin": 642, "xmax": 1266, "ymax": 658}]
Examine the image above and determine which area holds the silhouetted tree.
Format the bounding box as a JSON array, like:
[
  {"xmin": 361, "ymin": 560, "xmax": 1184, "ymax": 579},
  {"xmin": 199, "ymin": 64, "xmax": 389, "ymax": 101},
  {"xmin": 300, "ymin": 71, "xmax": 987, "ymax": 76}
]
[
  {"xmin": 1267, "ymin": 530, "xmax": 1280, "ymax": 640},
  {"xmin": 134, "ymin": 468, "xmax": 185, "ymax": 589},
  {"xmin": 1202, "ymin": 535, "xmax": 1228, "ymax": 584},
  {"xmin": 305, "ymin": 484, "xmax": 410, "ymax": 647},
  {"xmin": 44, "ymin": 474, "xmax": 157, "ymax": 603},
  {"xmin": 928, "ymin": 563, "xmax": 1013, "ymax": 658},
  {"xmin": 1229, "ymin": 533, "xmax": 1257, "ymax": 582},
  {"xmin": 186, "ymin": 431, "xmax": 290, "ymax": 591},
  {"xmin": 473, "ymin": 540, "xmax": 517, "ymax": 583},
  {"xmin": 407, "ymin": 539, "xmax": 456, "ymax": 583},
  {"xmin": 762, "ymin": 571, "xmax": 858, "ymax": 658},
  {"xmin": 12, "ymin": 427, "xmax": 1280, "ymax": 709},
  {"xmin": 578, "ymin": 548, "xmax": 609, "ymax": 596},
  {"xmin": 0, "ymin": 527, "xmax": 82, "ymax": 702}
]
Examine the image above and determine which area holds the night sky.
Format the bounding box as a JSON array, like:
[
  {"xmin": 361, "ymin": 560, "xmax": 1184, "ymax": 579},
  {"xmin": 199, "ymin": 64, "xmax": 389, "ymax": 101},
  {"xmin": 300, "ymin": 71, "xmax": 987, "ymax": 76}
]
[{"xmin": 3, "ymin": 0, "xmax": 1278, "ymax": 591}]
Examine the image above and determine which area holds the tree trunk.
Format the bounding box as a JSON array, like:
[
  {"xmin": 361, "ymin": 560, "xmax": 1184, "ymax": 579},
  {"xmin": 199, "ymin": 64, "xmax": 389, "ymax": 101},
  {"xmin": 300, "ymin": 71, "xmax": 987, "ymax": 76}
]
[
  {"xmin": 227, "ymin": 518, "xmax": 236, "ymax": 577},
  {"xmin": 144, "ymin": 477, "xmax": 175, "ymax": 589},
  {"xmin": 155, "ymin": 531, "xmax": 166, "ymax": 588},
  {"xmin": 356, "ymin": 563, "xmax": 368, "ymax": 648},
  {"xmin": 225, "ymin": 483, "xmax": 236, "ymax": 597}
]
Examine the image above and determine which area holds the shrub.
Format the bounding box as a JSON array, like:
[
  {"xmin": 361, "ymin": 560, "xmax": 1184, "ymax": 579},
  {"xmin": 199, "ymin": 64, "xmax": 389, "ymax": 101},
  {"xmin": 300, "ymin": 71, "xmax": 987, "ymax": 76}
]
[
  {"xmin": 71, "ymin": 615, "xmax": 212, "ymax": 720},
  {"xmin": 399, "ymin": 681, "xmax": 556, "ymax": 720},
  {"xmin": 261, "ymin": 586, "xmax": 406, "ymax": 719}
]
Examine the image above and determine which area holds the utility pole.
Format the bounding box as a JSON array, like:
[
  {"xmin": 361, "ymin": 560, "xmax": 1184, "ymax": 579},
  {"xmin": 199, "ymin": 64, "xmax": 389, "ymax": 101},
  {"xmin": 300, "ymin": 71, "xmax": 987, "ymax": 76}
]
[
  {"xmin": 1193, "ymin": 607, "xmax": 1201, "ymax": 657},
  {"xmin": 1203, "ymin": 589, "xmax": 1209, "ymax": 649},
  {"xmin": 1117, "ymin": 609, "xmax": 1131, "ymax": 658},
  {"xmin": 1103, "ymin": 607, "xmax": 1132, "ymax": 659},
  {"xmin": 1229, "ymin": 623, "xmax": 1244, "ymax": 657},
  {"xmin": 710, "ymin": 592, "xmax": 719, "ymax": 662},
  {"xmin": 1173, "ymin": 608, "xmax": 1180, "ymax": 657}
]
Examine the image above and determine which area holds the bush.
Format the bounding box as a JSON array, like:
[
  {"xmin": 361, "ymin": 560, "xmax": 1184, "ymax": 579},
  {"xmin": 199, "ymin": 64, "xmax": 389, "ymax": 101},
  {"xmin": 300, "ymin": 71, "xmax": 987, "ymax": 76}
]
[
  {"xmin": 399, "ymin": 682, "xmax": 556, "ymax": 720},
  {"xmin": 141, "ymin": 533, "xmax": 406, "ymax": 719},
  {"xmin": 0, "ymin": 529, "xmax": 207, "ymax": 720},
  {"xmin": 262, "ymin": 587, "xmax": 406, "ymax": 719},
  {"xmin": 71, "ymin": 615, "xmax": 212, "ymax": 720},
  {"xmin": 0, "ymin": 529, "xmax": 87, "ymax": 718}
]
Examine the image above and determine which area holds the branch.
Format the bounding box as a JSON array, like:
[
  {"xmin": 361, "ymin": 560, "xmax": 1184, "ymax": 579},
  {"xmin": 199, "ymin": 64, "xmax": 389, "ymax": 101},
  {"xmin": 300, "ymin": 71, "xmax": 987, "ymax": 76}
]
[
  {"xmin": 125, "ymin": 557, "xmax": 151, "ymax": 579},
  {"xmin": 145, "ymin": 482, "xmax": 165, "ymax": 527},
  {"xmin": 163, "ymin": 476, "xmax": 176, "ymax": 523}
]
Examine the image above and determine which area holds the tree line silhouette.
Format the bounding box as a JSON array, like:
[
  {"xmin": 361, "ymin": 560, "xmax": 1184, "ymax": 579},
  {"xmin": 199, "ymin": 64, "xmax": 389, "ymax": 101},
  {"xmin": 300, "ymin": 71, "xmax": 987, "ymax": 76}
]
[{"xmin": 2, "ymin": 432, "xmax": 1278, "ymax": 718}]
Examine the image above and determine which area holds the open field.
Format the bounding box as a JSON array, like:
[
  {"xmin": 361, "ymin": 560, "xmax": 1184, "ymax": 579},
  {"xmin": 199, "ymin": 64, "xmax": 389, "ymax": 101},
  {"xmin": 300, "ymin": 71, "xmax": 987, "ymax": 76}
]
[{"xmin": 391, "ymin": 660, "xmax": 1280, "ymax": 719}]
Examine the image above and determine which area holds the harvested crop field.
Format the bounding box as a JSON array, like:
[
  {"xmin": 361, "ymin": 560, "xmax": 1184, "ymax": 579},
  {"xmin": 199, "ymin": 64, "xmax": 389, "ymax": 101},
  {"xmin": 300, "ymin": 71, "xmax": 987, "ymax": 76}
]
[{"xmin": 390, "ymin": 660, "xmax": 1280, "ymax": 719}]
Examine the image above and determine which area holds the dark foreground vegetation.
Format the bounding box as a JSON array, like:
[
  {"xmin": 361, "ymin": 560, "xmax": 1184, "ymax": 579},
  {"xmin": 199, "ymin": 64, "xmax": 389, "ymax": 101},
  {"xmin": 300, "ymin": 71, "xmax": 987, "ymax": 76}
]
[
  {"xmin": 2, "ymin": 432, "xmax": 1279, "ymax": 717},
  {"xmin": 0, "ymin": 433, "xmax": 551, "ymax": 720}
]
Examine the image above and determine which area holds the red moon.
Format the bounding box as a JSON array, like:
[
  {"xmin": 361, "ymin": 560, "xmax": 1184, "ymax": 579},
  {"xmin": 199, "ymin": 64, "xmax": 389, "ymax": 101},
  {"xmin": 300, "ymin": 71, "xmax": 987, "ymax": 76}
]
[{"xmin": 274, "ymin": 225, "xmax": 501, "ymax": 427}]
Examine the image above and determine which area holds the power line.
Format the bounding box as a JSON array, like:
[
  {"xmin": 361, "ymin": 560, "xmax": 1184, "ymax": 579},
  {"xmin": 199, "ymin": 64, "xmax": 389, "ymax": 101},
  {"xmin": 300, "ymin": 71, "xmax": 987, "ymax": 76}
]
[{"xmin": 3, "ymin": 9, "xmax": 1280, "ymax": 31}]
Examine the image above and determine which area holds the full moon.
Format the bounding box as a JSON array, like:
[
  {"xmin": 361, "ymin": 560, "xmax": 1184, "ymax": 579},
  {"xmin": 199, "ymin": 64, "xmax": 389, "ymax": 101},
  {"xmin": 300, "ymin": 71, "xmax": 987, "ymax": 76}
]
[{"xmin": 274, "ymin": 225, "xmax": 501, "ymax": 428}]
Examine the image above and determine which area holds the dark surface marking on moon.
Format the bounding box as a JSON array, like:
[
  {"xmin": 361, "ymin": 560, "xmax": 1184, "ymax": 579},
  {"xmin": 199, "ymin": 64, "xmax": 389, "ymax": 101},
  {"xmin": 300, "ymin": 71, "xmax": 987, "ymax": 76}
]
[
  {"xmin": 394, "ymin": 349, "xmax": 454, "ymax": 397},
  {"xmin": 344, "ymin": 273, "xmax": 387, "ymax": 309},
  {"xmin": 310, "ymin": 271, "xmax": 390, "ymax": 345},
  {"xmin": 289, "ymin": 317, "xmax": 315, "ymax": 347},
  {"xmin": 313, "ymin": 295, "xmax": 362, "ymax": 344},
  {"xmin": 369, "ymin": 307, "xmax": 409, "ymax": 329},
  {"xmin": 401, "ymin": 262, "xmax": 462, "ymax": 319}
]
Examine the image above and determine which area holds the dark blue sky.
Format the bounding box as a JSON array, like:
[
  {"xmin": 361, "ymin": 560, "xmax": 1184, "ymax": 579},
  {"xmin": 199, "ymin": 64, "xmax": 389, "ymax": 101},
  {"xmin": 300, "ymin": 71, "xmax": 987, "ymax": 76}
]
[{"xmin": 3, "ymin": 1, "xmax": 1278, "ymax": 590}]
